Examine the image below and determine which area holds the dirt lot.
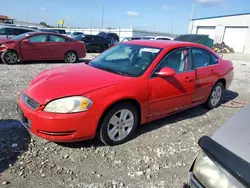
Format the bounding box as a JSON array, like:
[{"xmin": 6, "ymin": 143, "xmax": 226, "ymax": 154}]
[{"xmin": 0, "ymin": 53, "xmax": 250, "ymax": 188}]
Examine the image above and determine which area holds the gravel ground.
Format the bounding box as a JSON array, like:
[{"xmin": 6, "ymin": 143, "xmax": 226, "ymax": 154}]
[{"xmin": 0, "ymin": 53, "xmax": 250, "ymax": 188}]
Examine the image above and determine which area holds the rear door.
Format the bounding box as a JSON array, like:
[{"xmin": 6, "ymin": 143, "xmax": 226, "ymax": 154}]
[
  {"xmin": 20, "ymin": 34, "xmax": 48, "ymax": 60},
  {"xmin": 148, "ymin": 48, "xmax": 195, "ymax": 117},
  {"xmin": 191, "ymin": 48, "xmax": 219, "ymax": 104},
  {"xmin": 46, "ymin": 34, "xmax": 69, "ymax": 59}
]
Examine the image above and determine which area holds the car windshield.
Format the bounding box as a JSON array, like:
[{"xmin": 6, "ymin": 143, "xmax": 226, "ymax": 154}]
[
  {"xmin": 11, "ymin": 33, "xmax": 31, "ymax": 40},
  {"xmin": 88, "ymin": 43, "xmax": 162, "ymax": 77}
]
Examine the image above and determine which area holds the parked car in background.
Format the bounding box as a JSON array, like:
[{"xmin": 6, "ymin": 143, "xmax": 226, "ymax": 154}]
[
  {"xmin": 67, "ymin": 31, "xmax": 84, "ymax": 38},
  {"xmin": 39, "ymin": 29, "xmax": 59, "ymax": 33},
  {"xmin": 185, "ymin": 103, "xmax": 250, "ymax": 188},
  {"xmin": 17, "ymin": 40, "xmax": 233, "ymax": 146},
  {"xmin": 121, "ymin": 37, "xmax": 142, "ymax": 42},
  {"xmin": 142, "ymin": 36, "xmax": 174, "ymax": 40},
  {"xmin": 0, "ymin": 25, "xmax": 37, "ymax": 39},
  {"xmin": 41, "ymin": 28, "xmax": 66, "ymax": 35},
  {"xmin": 0, "ymin": 32, "xmax": 86, "ymax": 64},
  {"xmin": 73, "ymin": 34, "xmax": 109, "ymax": 52},
  {"xmin": 98, "ymin": 32, "xmax": 119, "ymax": 45}
]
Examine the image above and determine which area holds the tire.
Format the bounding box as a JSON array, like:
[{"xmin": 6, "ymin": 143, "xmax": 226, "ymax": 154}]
[
  {"xmin": 205, "ymin": 82, "xmax": 224, "ymax": 109},
  {"xmin": 64, "ymin": 51, "xmax": 78, "ymax": 63},
  {"xmin": 1, "ymin": 50, "xmax": 19, "ymax": 64},
  {"xmin": 98, "ymin": 103, "xmax": 139, "ymax": 146}
]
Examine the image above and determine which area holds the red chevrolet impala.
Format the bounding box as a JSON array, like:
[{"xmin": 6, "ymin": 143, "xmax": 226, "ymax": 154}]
[
  {"xmin": 17, "ymin": 40, "xmax": 234, "ymax": 145},
  {"xmin": 0, "ymin": 32, "xmax": 86, "ymax": 64}
]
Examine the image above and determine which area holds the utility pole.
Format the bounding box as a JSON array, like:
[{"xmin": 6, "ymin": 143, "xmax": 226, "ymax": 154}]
[
  {"xmin": 190, "ymin": 0, "xmax": 196, "ymax": 34},
  {"xmin": 101, "ymin": 6, "xmax": 104, "ymax": 29},
  {"xmin": 90, "ymin": 17, "xmax": 92, "ymax": 34},
  {"xmin": 190, "ymin": 0, "xmax": 196, "ymax": 20},
  {"xmin": 171, "ymin": 21, "xmax": 174, "ymax": 34}
]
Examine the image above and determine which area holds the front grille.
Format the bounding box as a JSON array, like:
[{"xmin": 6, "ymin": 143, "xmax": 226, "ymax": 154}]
[{"xmin": 22, "ymin": 93, "xmax": 40, "ymax": 110}]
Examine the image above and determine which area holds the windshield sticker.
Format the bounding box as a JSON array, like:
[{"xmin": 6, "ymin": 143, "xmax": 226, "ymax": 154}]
[{"xmin": 141, "ymin": 48, "xmax": 160, "ymax": 53}]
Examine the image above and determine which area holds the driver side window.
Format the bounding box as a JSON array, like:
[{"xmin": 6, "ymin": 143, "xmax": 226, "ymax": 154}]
[{"xmin": 156, "ymin": 48, "xmax": 191, "ymax": 73}]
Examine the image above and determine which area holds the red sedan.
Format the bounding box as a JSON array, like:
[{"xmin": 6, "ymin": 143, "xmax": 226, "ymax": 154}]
[
  {"xmin": 17, "ymin": 40, "xmax": 234, "ymax": 145},
  {"xmin": 0, "ymin": 32, "xmax": 86, "ymax": 64}
]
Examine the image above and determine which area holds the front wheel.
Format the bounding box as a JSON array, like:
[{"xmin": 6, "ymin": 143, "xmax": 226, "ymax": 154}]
[
  {"xmin": 64, "ymin": 51, "xmax": 78, "ymax": 63},
  {"xmin": 205, "ymin": 82, "xmax": 224, "ymax": 109},
  {"xmin": 98, "ymin": 103, "xmax": 138, "ymax": 146},
  {"xmin": 1, "ymin": 50, "xmax": 19, "ymax": 64}
]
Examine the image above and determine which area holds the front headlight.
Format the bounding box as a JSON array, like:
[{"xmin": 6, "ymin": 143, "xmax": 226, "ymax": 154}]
[
  {"xmin": 44, "ymin": 96, "xmax": 92, "ymax": 113},
  {"xmin": 193, "ymin": 152, "xmax": 237, "ymax": 188}
]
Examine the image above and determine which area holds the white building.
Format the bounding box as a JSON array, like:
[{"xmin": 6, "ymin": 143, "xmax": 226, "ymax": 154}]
[
  {"xmin": 64, "ymin": 28, "xmax": 176, "ymax": 41},
  {"xmin": 189, "ymin": 13, "xmax": 250, "ymax": 53}
]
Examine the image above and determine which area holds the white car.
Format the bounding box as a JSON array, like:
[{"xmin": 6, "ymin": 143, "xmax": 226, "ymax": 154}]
[{"xmin": 142, "ymin": 36, "xmax": 174, "ymax": 40}]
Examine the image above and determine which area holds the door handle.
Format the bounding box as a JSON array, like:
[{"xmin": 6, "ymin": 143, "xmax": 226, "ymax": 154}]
[
  {"xmin": 211, "ymin": 69, "xmax": 216, "ymax": 75},
  {"xmin": 185, "ymin": 77, "xmax": 194, "ymax": 82}
]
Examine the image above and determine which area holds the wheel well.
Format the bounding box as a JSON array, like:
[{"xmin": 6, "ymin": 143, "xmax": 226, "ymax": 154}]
[
  {"xmin": 97, "ymin": 99, "xmax": 142, "ymax": 132},
  {"xmin": 65, "ymin": 50, "xmax": 77, "ymax": 56},
  {"xmin": 216, "ymin": 78, "xmax": 226, "ymax": 88}
]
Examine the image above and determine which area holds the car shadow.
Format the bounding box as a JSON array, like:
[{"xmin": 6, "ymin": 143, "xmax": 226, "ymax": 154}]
[
  {"xmin": 61, "ymin": 90, "xmax": 238, "ymax": 148},
  {"xmin": 0, "ymin": 120, "xmax": 30, "ymax": 174}
]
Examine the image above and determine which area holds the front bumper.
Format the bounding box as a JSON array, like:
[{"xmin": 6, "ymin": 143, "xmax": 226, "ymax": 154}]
[
  {"xmin": 17, "ymin": 94, "xmax": 99, "ymax": 142},
  {"xmin": 186, "ymin": 173, "xmax": 204, "ymax": 188}
]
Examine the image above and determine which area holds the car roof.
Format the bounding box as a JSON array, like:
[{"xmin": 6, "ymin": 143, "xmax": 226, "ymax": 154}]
[
  {"xmin": 124, "ymin": 40, "xmax": 200, "ymax": 48},
  {"xmin": 24, "ymin": 32, "xmax": 70, "ymax": 38}
]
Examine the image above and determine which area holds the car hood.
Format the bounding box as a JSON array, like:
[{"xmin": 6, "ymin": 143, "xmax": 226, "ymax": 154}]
[
  {"xmin": 211, "ymin": 103, "xmax": 250, "ymax": 163},
  {"xmin": 25, "ymin": 64, "xmax": 134, "ymax": 105}
]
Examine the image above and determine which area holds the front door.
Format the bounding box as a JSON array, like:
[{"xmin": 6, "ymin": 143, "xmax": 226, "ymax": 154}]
[
  {"xmin": 20, "ymin": 34, "xmax": 48, "ymax": 61},
  {"xmin": 148, "ymin": 48, "xmax": 195, "ymax": 118}
]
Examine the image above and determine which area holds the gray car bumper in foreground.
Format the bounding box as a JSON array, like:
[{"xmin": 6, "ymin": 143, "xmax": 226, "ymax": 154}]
[{"xmin": 183, "ymin": 173, "xmax": 204, "ymax": 188}]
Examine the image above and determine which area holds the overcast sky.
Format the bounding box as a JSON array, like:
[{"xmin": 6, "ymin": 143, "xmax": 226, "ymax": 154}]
[{"xmin": 0, "ymin": 0, "xmax": 249, "ymax": 34}]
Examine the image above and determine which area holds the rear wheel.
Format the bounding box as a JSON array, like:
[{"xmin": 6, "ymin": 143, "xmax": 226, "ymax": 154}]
[
  {"xmin": 64, "ymin": 51, "xmax": 78, "ymax": 63},
  {"xmin": 1, "ymin": 50, "xmax": 19, "ymax": 64},
  {"xmin": 98, "ymin": 103, "xmax": 138, "ymax": 146},
  {"xmin": 205, "ymin": 82, "xmax": 224, "ymax": 109}
]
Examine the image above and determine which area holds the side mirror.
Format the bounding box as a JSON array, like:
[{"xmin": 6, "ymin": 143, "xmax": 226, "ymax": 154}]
[
  {"xmin": 155, "ymin": 67, "xmax": 176, "ymax": 77},
  {"xmin": 23, "ymin": 39, "xmax": 29, "ymax": 43}
]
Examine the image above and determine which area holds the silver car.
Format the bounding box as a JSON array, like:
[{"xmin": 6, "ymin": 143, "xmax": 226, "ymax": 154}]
[
  {"xmin": 0, "ymin": 25, "xmax": 37, "ymax": 39},
  {"xmin": 186, "ymin": 103, "xmax": 250, "ymax": 188}
]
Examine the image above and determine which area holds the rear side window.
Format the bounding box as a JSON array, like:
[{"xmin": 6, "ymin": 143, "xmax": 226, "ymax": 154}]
[
  {"xmin": 192, "ymin": 49, "xmax": 209, "ymax": 68},
  {"xmin": 15, "ymin": 29, "xmax": 32, "ymax": 35},
  {"xmin": 29, "ymin": 34, "xmax": 47, "ymax": 42},
  {"xmin": 209, "ymin": 53, "xmax": 219, "ymax": 65},
  {"xmin": 48, "ymin": 35, "xmax": 66, "ymax": 42},
  {"xmin": 0, "ymin": 28, "xmax": 6, "ymax": 35}
]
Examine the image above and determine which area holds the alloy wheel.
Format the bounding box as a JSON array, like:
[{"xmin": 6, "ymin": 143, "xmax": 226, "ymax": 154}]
[
  {"xmin": 67, "ymin": 52, "xmax": 76, "ymax": 63},
  {"xmin": 107, "ymin": 109, "xmax": 134, "ymax": 141},
  {"xmin": 5, "ymin": 52, "xmax": 18, "ymax": 64},
  {"xmin": 210, "ymin": 85, "xmax": 223, "ymax": 106}
]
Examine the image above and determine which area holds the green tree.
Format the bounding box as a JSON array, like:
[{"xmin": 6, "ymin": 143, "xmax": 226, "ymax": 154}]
[{"xmin": 40, "ymin": 22, "xmax": 50, "ymax": 28}]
